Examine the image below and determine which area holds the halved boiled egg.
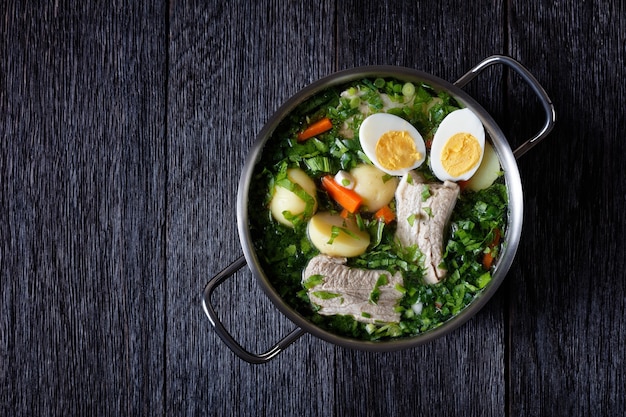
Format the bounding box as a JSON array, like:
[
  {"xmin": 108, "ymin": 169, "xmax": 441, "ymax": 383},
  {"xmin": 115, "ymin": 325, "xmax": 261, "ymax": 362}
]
[
  {"xmin": 359, "ymin": 113, "xmax": 426, "ymax": 176},
  {"xmin": 430, "ymin": 108, "xmax": 485, "ymax": 182}
]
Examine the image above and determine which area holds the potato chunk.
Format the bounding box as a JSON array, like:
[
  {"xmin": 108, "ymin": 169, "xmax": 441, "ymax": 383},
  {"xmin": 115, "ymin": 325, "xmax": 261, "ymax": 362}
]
[
  {"xmin": 350, "ymin": 164, "xmax": 399, "ymax": 212},
  {"xmin": 307, "ymin": 212, "xmax": 370, "ymax": 257},
  {"xmin": 269, "ymin": 168, "xmax": 318, "ymax": 227},
  {"xmin": 464, "ymin": 142, "xmax": 501, "ymax": 191}
]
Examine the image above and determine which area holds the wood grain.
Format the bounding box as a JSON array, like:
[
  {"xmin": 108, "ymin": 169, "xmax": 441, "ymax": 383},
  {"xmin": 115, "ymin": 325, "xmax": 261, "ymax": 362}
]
[
  {"xmin": 507, "ymin": 1, "xmax": 626, "ymax": 415},
  {"xmin": 165, "ymin": 1, "xmax": 339, "ymax": 416},
  {"xmin": 0, "ymin": 2, "xmax": 168, "ymax": 415},
  {"xmin": 1, "ymin": 0, "xmax": 625, "ymax": 416}
]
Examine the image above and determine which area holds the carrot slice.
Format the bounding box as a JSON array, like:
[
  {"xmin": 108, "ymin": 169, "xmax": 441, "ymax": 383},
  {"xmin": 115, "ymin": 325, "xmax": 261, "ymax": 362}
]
[
  {"xmin": 482, "ymin": 228, "xmax": 501, "ymax": 269},
  {"xmin": 375, "ymin": 205, "xmax": 395, "ymax": 224},
  {"xmin": 297, "ymin": 117, "xmax": 333, "ymax": 141},
  {"xmin": 321, "ymin": 175, "xmax": 362, "ymax": 213},
  {"xmin": 482, "ymin": 252, "xmax": 495, "ymax": 270}
]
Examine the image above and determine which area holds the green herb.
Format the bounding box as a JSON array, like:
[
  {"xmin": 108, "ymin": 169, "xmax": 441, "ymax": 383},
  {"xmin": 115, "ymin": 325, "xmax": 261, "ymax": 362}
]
[
  {"xmin": 327, "ymin": 226, "xmax": 341, "ymax": 244},
  {"xmin": 369, "ymin": 220, "xmax": 385, "ymax": 249},
  {"xmin": 376, "ymin": 274, "xmax": 389, "ymax": 286},
  {"xmin": 304, "ymin": 156, "xmax": 332, "ymax": 174},
  {"xmin": 415, "ymin": 85, "xmax": 433, "ymax": 103},
  {"xmin": 311, "ymin": 291, "xmax": 342, "ymax": 300},
  {"xmin": 355, "ymin": 212, "xmax": 365, "ymax": 230},
  {"xmin": 293, "ymin": 88, "xmax": 340, "ymax": 118},
  {"xmin": 402, "ymin": 82, "xmax": 415, "ymax": 97},
  {"xmin": 330, "ymin": 137, "xmax": 368, "ymax": 171},
  {"xmin": 369, "ymin": 274, "xmax": 389, "ymax": 305},
  {"xmin": 421, "ymin": 185, "xmax": 431, "ymax": 201},
  {"xmin": 303, "ymin": 274, "xmax": 324, "ymax": 290},
  {"xmin": 477, "ymin": 272, "xmax": 491, "ymax": 289},
  {"xmin": 327, "ymin": 225, "xmax": 361, "ymax": 244},
  {"xmin": 382, "ymin": 174, "xmax": 394, "ymax": 183}
]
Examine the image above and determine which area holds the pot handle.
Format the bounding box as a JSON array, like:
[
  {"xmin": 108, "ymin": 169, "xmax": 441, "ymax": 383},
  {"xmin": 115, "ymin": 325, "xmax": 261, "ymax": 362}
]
[
  {"xmin": 454, "ymin": 55, "xmax": 556, "ymax": 159},
  {"xmin": 202, "ymin": 255, "xmax": 306, "ymax": 364}
]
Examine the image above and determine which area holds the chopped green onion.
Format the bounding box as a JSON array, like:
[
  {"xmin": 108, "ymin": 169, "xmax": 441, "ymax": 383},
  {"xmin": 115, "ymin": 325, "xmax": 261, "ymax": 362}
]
[
  {"xmin": 303, "ymin": 274, "xmax": 324, "ymax": 290},
  {"xmin": 402, "ymin": 82, "xmax": 416, "ymax": 97},
  {"xmin": 477, "ymin": 272, "xmax": 491, "ymax": 289},
  {"xmin": 311, "ymin": 291, "xmax": 342, "ymax": 300},
  {"xmin": 327, "ymin": 225, "xmax": 361, "ymax": 244},
  {"xmin": 382, "ymin": 173, "xmax": 394, "ymax": 183},
  {"xmin": 304, "ymin": 156, "xmax": 331, "ymax": 173}
]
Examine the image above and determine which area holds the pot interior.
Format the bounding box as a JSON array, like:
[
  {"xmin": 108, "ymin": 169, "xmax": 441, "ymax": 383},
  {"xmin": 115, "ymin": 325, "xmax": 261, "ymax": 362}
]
[{"xmin": 237, "ymin": 66, "xmax": 522, "ymax": 351}]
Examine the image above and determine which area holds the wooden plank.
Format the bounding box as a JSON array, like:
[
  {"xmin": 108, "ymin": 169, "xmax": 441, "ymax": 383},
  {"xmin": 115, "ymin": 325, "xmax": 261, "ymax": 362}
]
[
  {"xmin": 0, "ymin": 2, "xmax": 168, "ymax": 415},
  {"xmin": 165, "ymin": 1, "xmax": 338, "ymax": 415},
  {"xmin": 507, "ymin": 1, "xmax": 626, "ymax": 415},
  {"xmin": 166, "ymin": 1, "xmax": 511, "ymax": 415},
  {"xmin": 4, "ymin": 0, "xmax": 622, "ymax": 415},
  {"xmin": 333, "ymin": 1, "xmax": 508, "ymax": 416}
]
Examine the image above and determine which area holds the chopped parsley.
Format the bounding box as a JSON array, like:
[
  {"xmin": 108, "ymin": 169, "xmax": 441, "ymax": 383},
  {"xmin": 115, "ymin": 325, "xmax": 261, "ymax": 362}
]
[{"xmin": 369, "ymin": 274, "xmax": 389, "ymax": 305}]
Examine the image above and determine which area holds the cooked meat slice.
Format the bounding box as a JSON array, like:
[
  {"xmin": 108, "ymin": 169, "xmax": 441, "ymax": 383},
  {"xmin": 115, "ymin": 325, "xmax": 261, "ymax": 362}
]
[
  {"xmin": 394, "ymin": 171, "xmax": 460, "ymax": 284},
  {"xmin": 302, "ymin": 255, "xmax": 404, "ymax": 324}
]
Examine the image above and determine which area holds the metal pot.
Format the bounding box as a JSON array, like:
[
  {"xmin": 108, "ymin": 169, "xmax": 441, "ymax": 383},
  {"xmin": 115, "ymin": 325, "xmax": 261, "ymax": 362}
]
[{"xmin": 202, "ymin": 55, "xmax": 555, "ymax": 364}]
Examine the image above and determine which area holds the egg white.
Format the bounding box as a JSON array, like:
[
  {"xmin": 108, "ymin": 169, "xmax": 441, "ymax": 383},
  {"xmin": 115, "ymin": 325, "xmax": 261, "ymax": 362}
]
[
  {"xmin": 359, "ymin": 113, "xmax": 426, "ymax": 176},
  {"xmin": 430, "ymin": 108, "xmax": 485, "ymax": 182}
]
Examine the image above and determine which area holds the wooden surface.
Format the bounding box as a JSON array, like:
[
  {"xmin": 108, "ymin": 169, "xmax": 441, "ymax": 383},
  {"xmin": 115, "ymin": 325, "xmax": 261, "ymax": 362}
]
[{"xmin": 1, "ymin": 1, "xmax": 624, "ymax": 416}]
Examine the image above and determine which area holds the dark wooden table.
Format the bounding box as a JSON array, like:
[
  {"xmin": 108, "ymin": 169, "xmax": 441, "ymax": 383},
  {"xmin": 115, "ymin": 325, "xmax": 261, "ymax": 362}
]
[{"xmin": 2, "ymin": 1, "xmax": 624, "ymax": 416}]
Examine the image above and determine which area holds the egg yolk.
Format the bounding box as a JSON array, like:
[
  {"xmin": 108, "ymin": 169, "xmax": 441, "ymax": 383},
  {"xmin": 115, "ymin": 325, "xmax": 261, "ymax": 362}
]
[
  {"xmin": 375, "ymin": 131, "xmax": 422, "ymax": 171},
  {"xmin": 441, "ymin": 132, "xmax": 482, "ymax": 177}
]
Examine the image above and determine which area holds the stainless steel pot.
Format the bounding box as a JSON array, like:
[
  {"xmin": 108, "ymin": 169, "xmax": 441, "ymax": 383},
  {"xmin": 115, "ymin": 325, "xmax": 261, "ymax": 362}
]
[{"xmin": 202, "ymin": 55, "xmax": 556, "ymax": 364}]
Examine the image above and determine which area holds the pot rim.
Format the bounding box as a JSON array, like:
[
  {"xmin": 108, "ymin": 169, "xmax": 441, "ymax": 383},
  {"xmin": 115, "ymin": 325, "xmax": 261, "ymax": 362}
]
[{"xmin": 236, "ymin": 65, "xmax": 523, "ymax": 351}]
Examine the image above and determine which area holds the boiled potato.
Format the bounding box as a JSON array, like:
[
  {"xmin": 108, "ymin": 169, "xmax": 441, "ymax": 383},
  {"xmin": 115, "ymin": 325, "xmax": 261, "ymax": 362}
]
[
  {"xmin": 269, "ymin": 168, "xmax": 318, "ymax": 227},
  {"xmin": 350, "ymin": 164, "xmax": 399, "ymax": 212},
  {"xmin": 307, "ymin": 212, "xmax": 370, "ymax": 257},
  {"xmin": 465, "ymin": 142, "xmax": 501, "ymax": 191}
]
